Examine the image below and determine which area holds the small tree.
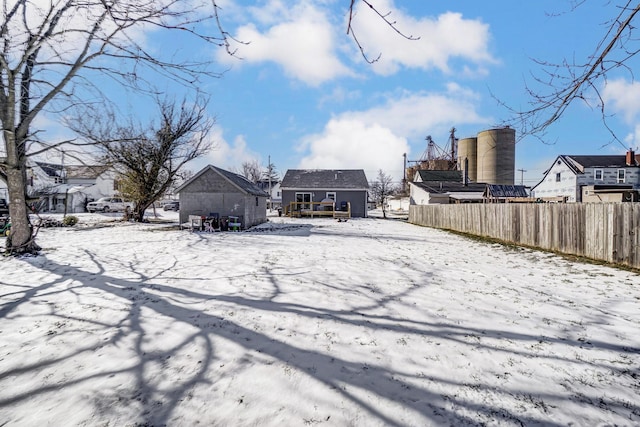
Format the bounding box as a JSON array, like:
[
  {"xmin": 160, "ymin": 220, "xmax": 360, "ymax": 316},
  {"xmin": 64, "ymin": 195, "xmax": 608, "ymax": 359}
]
[
  {"xmin": 71, "ymin": 97, "xmax": 213, "ymax": 221},
  {"xmin": 370, "ymin": 169, "xmax": 396, "ymax": 219}
]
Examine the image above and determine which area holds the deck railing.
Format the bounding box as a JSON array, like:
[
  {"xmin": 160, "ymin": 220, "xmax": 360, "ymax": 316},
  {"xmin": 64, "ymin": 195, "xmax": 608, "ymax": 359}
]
[{"xmin": 285, "ymin": 201, "xmax": 351, "ymax": 219}]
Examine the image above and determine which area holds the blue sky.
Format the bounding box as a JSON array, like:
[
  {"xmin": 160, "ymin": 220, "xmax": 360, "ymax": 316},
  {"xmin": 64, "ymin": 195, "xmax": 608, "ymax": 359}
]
[{"xmin": 36, "ymin": 1, "xmax": 640, "ymax": 187}]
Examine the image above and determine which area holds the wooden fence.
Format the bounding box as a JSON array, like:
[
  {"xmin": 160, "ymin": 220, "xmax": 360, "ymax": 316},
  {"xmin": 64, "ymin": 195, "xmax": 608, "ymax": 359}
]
[{"xmin": 409, "ymin": 203, "xmax": 640, "ymax": 269}]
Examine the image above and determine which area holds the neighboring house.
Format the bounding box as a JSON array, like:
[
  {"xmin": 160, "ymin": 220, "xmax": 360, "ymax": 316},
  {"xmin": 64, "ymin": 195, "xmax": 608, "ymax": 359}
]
[
  {"xmin": 532, "ymin": 150, "xmax": 640, "ymax": 202},
  {"xmin": 175, "ymin": 165, "xmax": 269, "ymax": 229},
  {"xmin": 409, "ymin": 181, "xmax": 486, "ymax": 205},
  {"xmin": 256, "ymin": 179, "xmax": 282, "ymax": 210},
  {"xmin": 27, "ymin": 161, "xmax": 118, "ymax": 213},
  {"xmin": 280, "ymin": 169, "xmax": 369, "ymax": 218}
]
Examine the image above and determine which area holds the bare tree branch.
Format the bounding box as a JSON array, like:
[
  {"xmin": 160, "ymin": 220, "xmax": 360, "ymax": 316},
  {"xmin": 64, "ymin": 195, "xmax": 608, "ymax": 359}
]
[
  {"xmin": 504, "ymin": 1, "xmax": 640, "ymax": 148},
  {"xmin": 347, "ymin": 0, "xmax": 420, "ymax": 64}
]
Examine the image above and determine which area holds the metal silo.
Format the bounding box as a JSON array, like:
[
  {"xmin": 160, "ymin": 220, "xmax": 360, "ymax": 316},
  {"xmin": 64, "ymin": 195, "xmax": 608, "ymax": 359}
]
[
  {"xmin": 476, "ymin": 127, "xmax": 515, "ymax": 185},
  {"xmin": 457, "ymin": 137, "xmax": 478, "ymax": 183}
]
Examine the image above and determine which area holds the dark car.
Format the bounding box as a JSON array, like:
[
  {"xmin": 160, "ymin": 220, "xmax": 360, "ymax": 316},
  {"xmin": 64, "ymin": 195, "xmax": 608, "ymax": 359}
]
[
  {"xmin": 163, "ymin": 201, "xmax": 180, "ymax": 211},
  {"xmin": 0, "ymin": 198, "xmax": 8, "ymax": 217}
]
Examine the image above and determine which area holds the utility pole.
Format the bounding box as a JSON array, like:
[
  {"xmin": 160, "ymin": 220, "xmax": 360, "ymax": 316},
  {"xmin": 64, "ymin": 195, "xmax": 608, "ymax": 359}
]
[
  {"xmin": 402, "ymin": 153, "xmax": 407, "ymax": 194},
  {"xmin": 517, "ymin": 168, "xmax": 526, "ymax": 186},
  {"xmin": 268, "ymin": 155, "xmax": 272, "ymax": 211}
]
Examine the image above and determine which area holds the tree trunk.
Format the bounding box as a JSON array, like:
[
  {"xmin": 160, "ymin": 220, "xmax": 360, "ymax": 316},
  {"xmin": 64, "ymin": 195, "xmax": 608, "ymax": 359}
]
[{"xmin": 5, "ymin": 162, "xmax": 39, "ymax": 254}]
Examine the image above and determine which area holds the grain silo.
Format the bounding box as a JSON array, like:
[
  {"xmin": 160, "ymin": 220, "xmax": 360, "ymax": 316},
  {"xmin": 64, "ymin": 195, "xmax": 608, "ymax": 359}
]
[
  {"xmin": 457, "ymin": 137, "xmax": 478, "ymax": 183},
  {"xmin": 476, "ymin": 127, "xmax": 515, "ymax": 185}
]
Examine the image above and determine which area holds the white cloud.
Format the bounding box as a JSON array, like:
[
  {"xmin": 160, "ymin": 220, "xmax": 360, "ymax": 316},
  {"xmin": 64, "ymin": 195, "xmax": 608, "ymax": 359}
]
[
  {"xmin": 603, "ymin": 78, "xmax": 640, "ymax": 123},
  {"xmin": 216, "ymin": 2, "xmax": 353, "ymax": 86},
  {"xmin": 298, "ymin": 119, "xmax": 409, "ymax": 183},
  {"xmin": 341, "ymin": 86, "xmax": 488, "ymax": 139},
  {"xmin": 350, "ymin": 0, "xmax": 496, "ymax": 75},
  {"xmin": 192, "ymin": 128, "xmax": 262, "ymax": 173},
  {"xmin": 297, "ymin": 86, "xmax": 490, "ymax": 182}
]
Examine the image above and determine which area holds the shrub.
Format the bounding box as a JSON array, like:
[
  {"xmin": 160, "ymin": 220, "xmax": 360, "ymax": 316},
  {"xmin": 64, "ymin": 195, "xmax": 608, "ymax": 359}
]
[{"xmin": 62, "ymin": 215, "xmax": 79, "ymax": 227}]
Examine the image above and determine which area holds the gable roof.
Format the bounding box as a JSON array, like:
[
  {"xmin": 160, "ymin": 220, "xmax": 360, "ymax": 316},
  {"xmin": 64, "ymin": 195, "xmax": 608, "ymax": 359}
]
[
  {"xmin": 281, "ymin": 169, "xmax": 369, "ymax": 190},
  {"xmin": 175, "ymin": 165, "xmax": 269, "ymax": 196},
  {"xmin": 34, "ymin": 162, "xmax": 110, "ymax": 180},
  {"xmin": 546, "ymin": 154, "xmax": 640, "ymax": 176},
  {"xmin": 415, "ymin": 169, "xmax": 462, "ymax": 182},
  {"xmin": 410, "ymin": 181, "xmax": 486, "ymax": 194}
]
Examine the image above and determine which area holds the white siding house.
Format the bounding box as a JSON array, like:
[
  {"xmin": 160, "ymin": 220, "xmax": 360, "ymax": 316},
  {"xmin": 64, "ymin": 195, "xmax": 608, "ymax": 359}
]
[{"xmin": 532, "ymin": 151, "xmax": 640, "ymax": 202}]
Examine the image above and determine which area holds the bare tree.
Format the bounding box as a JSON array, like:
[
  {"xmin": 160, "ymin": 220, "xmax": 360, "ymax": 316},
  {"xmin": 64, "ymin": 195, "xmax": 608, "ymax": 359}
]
[
  {"xmin": 0, "ymin": 1, "xmax": 229, "ymax": 254},
  {"xmin": 370, "ymin": 169, "xmax": 396, "ymax": 219},
  {"xmin": 70, "ymin": 97, "xmax": 213, "ymax": 222},
  {"xmin": 506, "ymin": 2, "xmax": 640, "ymax": 145},
  {"xmin": 239, "ymin": 160, "xmax": 262, "ymax": 183}
]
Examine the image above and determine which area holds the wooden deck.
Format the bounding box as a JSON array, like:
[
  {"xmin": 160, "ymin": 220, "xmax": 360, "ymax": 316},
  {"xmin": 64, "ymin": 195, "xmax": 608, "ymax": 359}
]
[{"xmin": 285, "ymin": 201, "xmax": 351, "ymax": 219}]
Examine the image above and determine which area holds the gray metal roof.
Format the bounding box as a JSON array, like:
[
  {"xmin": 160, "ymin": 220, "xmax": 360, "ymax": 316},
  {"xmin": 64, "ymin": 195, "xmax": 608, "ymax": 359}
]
[
  {"xmin": 281, "ymin": 169, "xmax": 369, "ymax": 189},
  {"xmin": 485, "ymin": 184, "xmax": 529, "ymax": 198}
]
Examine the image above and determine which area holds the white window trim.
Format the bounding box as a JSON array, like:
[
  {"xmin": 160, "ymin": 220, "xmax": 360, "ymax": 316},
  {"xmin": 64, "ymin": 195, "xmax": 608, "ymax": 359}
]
[
  {"xmin": 617, "ymin": 169, "xmax": 626, "ymax": 183},
  {"xmin": 594, "ymin": 169, "xmax": 603, "ymax": 180}
]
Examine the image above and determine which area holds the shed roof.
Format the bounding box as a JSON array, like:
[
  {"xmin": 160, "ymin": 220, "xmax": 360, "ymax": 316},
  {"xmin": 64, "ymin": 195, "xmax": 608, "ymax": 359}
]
[
  {"xmin": 485, "ymin": 184, "xmax": 529, "ymax": 198},
  {"xmin": 281, "ymin": 169, "xmax": 369, "ymax": 190},
  {"xmin": 175, "ymin": 165, "xmax": 269, "ymax": 196}
]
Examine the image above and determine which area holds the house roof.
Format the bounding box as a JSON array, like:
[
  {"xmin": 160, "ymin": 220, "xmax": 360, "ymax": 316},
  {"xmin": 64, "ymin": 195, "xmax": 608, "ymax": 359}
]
[
  {"xmin": 175, "ymin": 165, "xmax": 269, "ymax": 197},
  {"xmin": 65, "ymin": 165, "xmax": 111, "ymax": 179},
  {"xmin": 35, "ymin": 162, "xmax": 64, "ymax": 178},
  {"xmin": 281, "ymin": 169, "xmax": 369, "ymax": 190},
  {"xmin": 415, "ymin": 169, "xmax": 462, "ymax": 182},
  {"xmin": 410, "ymin": 181, "xmax": 486, "ymax": 194},
  {"xmin": 545, "ymin": 154, "xmax": 640, "ymax": 176},
  {"xmin": 485, "ymin": 184, "xmax": 529, "ymax": 198},
  {"xmin": 34, "ymin": 162, "xmax": 110, "ymax": 179}
]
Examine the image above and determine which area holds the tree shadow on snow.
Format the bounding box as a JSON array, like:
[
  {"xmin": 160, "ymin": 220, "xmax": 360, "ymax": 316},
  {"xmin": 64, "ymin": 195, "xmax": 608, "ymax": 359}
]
[{"xmin": 0, "ymin": 246, "xmax": 639, "ymax": 426}]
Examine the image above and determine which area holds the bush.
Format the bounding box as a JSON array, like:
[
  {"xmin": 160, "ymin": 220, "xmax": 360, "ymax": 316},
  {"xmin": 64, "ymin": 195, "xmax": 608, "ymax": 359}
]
[{"xmin": 62, "ymin": 215, "xmax": 79, "ymax": 227}]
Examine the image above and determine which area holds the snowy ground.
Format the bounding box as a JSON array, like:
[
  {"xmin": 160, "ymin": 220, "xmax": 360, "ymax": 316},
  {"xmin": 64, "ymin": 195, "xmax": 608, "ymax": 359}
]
[{"xmin": 0, "ymin": 211, "xmax": 639, "ymax": 426}]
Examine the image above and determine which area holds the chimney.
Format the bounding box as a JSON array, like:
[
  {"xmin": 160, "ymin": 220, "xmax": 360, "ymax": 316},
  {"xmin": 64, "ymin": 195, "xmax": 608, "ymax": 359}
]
[{"xmin": 626, "ymin": 149, "xmax": 636, "ymax": 166}]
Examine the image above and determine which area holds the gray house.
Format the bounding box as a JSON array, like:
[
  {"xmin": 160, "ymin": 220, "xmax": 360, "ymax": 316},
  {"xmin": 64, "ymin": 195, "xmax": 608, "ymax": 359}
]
[
  {"xmin": 175, "ymin": 165, "xmax": 269, "ymax": 229},
  {"xmin": 280, "ymin": 169, "xmax": 369, "ymax": 218}
]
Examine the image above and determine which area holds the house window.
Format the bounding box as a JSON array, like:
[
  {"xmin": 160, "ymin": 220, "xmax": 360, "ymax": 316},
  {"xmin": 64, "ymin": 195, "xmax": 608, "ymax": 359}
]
[
  {"xmin": 555, "ymin": 172, "xmax": 561, "ymax": 182},
  {"xmin": 325, "ymin": 192, "xmax": 336, "ymax": 201},
  {"xmin": 594, "ymin": 169, "xmax": 603, "ymax": 180},
  {"xmin": 276, "ymin": 191, "xmax": 281, "ymax": 197},
  {"xmin": 295, "ymin": 192, "xmax": 312, "ymax": 210},
  {"xmin": 618, "ymin": 169, "xmax": 626, "ymax": 183},
  {"xmin": 255, "ymin": 196, "xmax": 259, "ymax": 206}
]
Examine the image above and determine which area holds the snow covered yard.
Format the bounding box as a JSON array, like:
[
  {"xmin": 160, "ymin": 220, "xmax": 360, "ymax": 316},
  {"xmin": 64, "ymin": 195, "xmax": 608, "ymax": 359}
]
[{"xmin": 0, "ymin": 214, "xmax": 639, "ymax": 426}]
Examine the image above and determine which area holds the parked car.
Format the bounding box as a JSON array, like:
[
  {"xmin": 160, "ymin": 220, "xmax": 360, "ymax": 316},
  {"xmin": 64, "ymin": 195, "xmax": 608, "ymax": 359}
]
[
  {"xmin": 0, "ymin": 198, "xmax": 8, "ymax": 217},
  {"xmin": 86, "ymin": 197, "xmax": 132, "ymax": 213},
  {"xmin": 163, "ymin": 201, "xmax": 180, "ymax": 211}
]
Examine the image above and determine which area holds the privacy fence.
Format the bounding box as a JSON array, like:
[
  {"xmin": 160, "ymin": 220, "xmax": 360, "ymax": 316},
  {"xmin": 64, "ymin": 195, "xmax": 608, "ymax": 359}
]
[{"xmin": 409, "ymin": 203, "xmax": 640, "ymax": 270}]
